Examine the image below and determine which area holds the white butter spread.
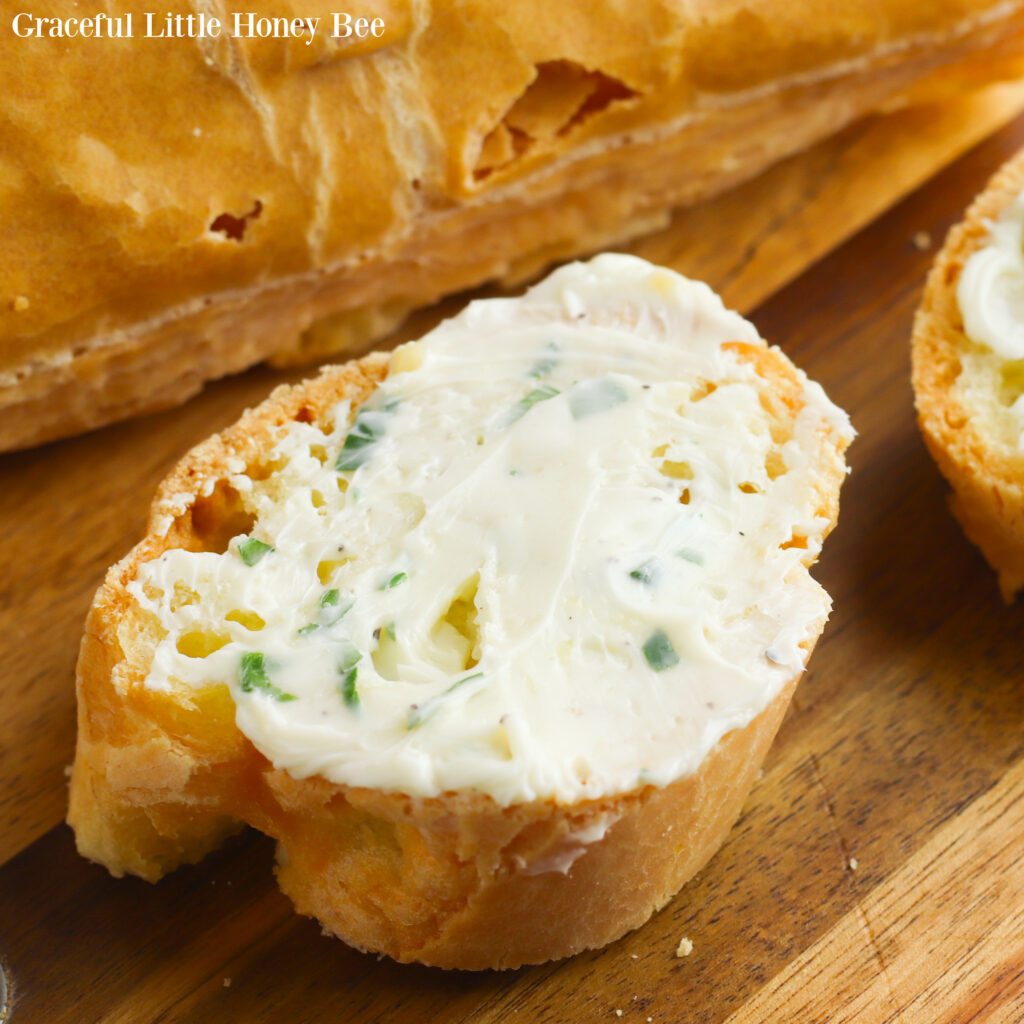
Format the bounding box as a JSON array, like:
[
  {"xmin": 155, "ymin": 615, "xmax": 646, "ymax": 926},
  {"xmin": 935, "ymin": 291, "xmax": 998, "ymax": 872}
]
[
  {"xmin": 130, "ymin": 255, "xmax": 851, "ymax": 806},
  {"xmin": 956, "ymin": 189, "xmax": 1024, "ymax": 447},
  {"xmin": 959, "ymin": 188, "xmax": 1024, "ymax": 363}
]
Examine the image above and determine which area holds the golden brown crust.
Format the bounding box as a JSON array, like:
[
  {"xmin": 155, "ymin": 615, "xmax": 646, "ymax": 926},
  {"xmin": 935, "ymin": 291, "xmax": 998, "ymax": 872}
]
[
  {"xmin": 67, "ymin": 327, "xmax": 848, "ymax": 969},
  {"xmin": 273, "ymin": 679, "xmax": 801, "ymax": 970},
  {"xmin": 3, "ymin": 0, "xmax": 1023, "ymax": 451},
  {"xmin": 911, "ymin": 150, "xmax": 1024, "ymax": 602}
]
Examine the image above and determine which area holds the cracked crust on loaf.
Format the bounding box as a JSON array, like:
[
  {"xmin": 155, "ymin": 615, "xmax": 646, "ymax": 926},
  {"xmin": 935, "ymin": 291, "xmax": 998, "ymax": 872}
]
[{"xmin": 3, "ymin": 0, "xmax": 1024, "ymax": 450}]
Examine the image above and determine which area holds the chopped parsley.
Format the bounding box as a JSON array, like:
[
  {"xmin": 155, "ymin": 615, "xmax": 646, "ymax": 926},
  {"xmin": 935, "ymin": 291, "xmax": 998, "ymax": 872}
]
[
  {"xmin": 298, "ymin": 589, "xmax": 353, "ymax": 635},
  {"xmin": 237, "ymin": 537, "xmax": 273, "ymax": 566},
  {"xmin": 569, "ymin": 378, "xmax": 629, "ymax": 419},
  {"xmin": 629, "ymin": 559, "xmax": 660, "ymax": 585},
  {"xmin": 319, "ymin": 588, "xmax": 353, "ymax": 625},
  {"xmin": 506, "ymin": 385, "xmax": 560, "ymax": 425},
  {"xmin": 338, "ymin": 644, "xmax": 362, "ymax": 708},
  {"xmin": 676, "ymin": 549, "xmax": 704, "ymax": 565},
  {"xmin": 335, "ymin": 402, "xmax": 399, "ymax": 472},
  {"xmin": 406, "ymin": 672, "xmax": 484, "ymax": 729},
  {"xmin": 528, "ymin": 343, "xmax": 559, "ymax": 379},
  {"xmin": 340, "ymin": 668, "xmax": 359, "ymax": 708},
  {"xmin": 642, "ymin": 629, "xmax": 679, "ymax": 672},
  {"xmin": 239, "ymin": 652, "xmax": 296, "ymax": 701},
  {"xmin": 323, "ymin": 590, "xmax": 353, "ymax": 622},
  {"xmin": 381, "ymin": 572, "xmax": 407, "ymax": 590}
]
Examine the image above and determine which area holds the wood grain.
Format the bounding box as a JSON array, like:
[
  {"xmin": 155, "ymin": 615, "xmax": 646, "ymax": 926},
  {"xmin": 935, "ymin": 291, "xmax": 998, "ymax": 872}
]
[
  {"xmin": 1, "ymin": 88, "xmax": 1024, "ymax": 1024},
  {"xmin": 631, "ymin": 81, "xmax": 1024, "ymax": 315},
  {"xmin": 723, "ymin": 753, "xmax": 1024, "ymax": 1024}
]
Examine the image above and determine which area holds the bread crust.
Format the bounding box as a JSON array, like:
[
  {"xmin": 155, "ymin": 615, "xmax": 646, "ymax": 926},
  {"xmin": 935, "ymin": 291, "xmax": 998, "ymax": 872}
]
[
  {"xmin": 911, "ymin": 150, "xmax": 1024, "ymax": 601},
  {"xmin": 3, "ymin": 0, "xmax": 1023, "ymax": 451},
  {"xmin": 66, "ymin": 321, "xmax": 849, "ymax": 969}
]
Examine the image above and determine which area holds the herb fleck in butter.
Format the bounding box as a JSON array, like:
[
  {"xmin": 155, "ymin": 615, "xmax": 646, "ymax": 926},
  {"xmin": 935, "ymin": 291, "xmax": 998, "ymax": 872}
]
[
  {"xmin": 676, "ymin": 549, "xmax": 704, "ymax": 565},
  {"xmin": 335, "ymin": 402, "xmax": 399, "ymax": 472},
  {"xmin": 528, "ymin": 342, "xmax": 559, "ymax": 379},
  {"xmin": 338, "ymin": 644, "xmax": 362, "ymax": 708},
  {"xmin": 570, "ymin": 378, "xmax": 629, "ymax": 419},
  {"xmin": 643, "ymin": 630, "xmax": 679, "ymax": 672},
  {"xmin": 506, "ymin": 385, "xmax": 560, "ymax": 425},
  {"xmin": 237, "ymin": 537, "xmax": 273, "ymax": 566},
  {"xmin": 629, "ymin": 559, "xmax": 660, "ymax": 585},
  {"xmin": 239, "ymin": 651, "xmax": 296, "ymax": 701},
  {"xmin": 406, "ymin": 672, "xmax": 484, "ymax": 729}
]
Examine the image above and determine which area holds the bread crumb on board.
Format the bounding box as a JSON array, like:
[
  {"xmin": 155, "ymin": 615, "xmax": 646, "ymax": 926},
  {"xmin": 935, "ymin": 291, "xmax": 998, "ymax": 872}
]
[
  {"xmin": 848, "ymin": 857, "xmax": 859, "ymax": 871},
  {"xmin": 11, "ymin": 296, "xmax": 29, "ymax": 312},
  {"xmin": 912, "ymin": 230, "xmax": 932, "ymax": 251},
  {"xmin": 676, "ymin": 936, "xmax": 694, "ymax": 958},
  {"xmin": 223, "ymin": 977, "xmax": 232, "ymax": 988}
]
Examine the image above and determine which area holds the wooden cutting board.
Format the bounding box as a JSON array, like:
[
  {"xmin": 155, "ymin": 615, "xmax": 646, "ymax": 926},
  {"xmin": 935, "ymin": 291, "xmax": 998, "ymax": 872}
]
[{"xmin": 2, "ymin": 83, "xmax": 1024, "ymax": 1024}]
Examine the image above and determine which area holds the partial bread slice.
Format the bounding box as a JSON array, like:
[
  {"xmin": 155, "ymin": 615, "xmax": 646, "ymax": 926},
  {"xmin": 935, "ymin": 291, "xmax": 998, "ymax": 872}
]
[
  {"xmin": 912, "ymin": 151, "xmax": 1024, "ymax": 602},
  {"xmin": 68, "ymin": 256, "xmax": 851, "ymax": 969}
]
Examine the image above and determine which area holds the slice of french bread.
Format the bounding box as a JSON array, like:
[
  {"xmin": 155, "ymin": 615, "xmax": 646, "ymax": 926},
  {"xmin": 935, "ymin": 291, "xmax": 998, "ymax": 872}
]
[
  {"xmin": 68, "ymin": 254, "xmax": 852, "ymax": 969},
  {"xmin": 912, "ymin": 151, "xmax": 1024, "ymax": 602}
]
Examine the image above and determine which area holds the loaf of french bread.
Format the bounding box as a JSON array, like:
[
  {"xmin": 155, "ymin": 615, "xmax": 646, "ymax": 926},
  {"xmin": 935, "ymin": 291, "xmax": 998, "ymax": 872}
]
[{"xmin": 2, "ymin": 0, "xmax": 1021, "ymax": 450}]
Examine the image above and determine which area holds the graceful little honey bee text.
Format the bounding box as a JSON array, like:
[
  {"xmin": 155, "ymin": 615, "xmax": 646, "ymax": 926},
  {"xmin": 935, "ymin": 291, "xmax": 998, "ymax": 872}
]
[{"xmin": 11, "ymin": 12, "xmax": 386, "ymax": 45}]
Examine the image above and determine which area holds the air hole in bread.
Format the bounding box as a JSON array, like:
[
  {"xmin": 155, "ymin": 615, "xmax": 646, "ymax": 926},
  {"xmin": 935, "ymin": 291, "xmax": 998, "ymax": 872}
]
[
  {"xmin": 170, "ymin": 583, "xmax": 200, "ymax": 611},
  {"xmin": 690, "ymin": 379, "xmax": 718, "ymax": 402},
  {"xmin": 311, "ymin": 489, "xmax": 327, "ymax": 511},
  {"xmin": 176, "ymin": 628, "xmax": 231, "ymax": 658},
  {"xmin": 371, "ymin": 624, "xmax": 401, "ymax": 680},
  {"xmin": 999, "ymin": 359, "xmax": 1024, "ymax": 406},
  {"xmin": 765, "ymin": 448, "xmax": 787, "ymax": 481},
  {"xmin": 189, "ymin": 481, "xmax": 256, "ymax": 554},
  {"xmin": 660, "ymin": 459, "xmax": 694, "ymax": 481},
  {"xmin": 473, "ymin": 61, "xmax": 637, "ymax": 182},
  {"xmin": 248, "ymin": 455, "xmax": 288, "ymax": 482},
  {"xmin": 295, "ymin": 406, "xmax": 315, "ymax": 424},
  {"xmin": 209, "ymin": 200, "xmax": 263, "ymax": 241},
  {"xmin": 488, "ymin": 724, "xmax": 513, "ymax": 761},
  {"xmin": 679, "ymin": 488, "xmax": 691, "ymax": 505},
  {"xmin": 309, "ymin": 444, "xmax": 329, "ymax": 465},
  {"xmin": 318, "ymin": 556, "xmax": 353, "ymax": 584},
  {"xmin": 225, "ymin": 609, "xmax": 266, "ymax": 631},
  {"xmin": 738, "ymin": 482, "xmax": 761, "ymax": 494},
  {"xmin": 781, "ymin": 534, "xmax": 808, "ymax": 550},
  {"xmin": 428, "ymin": 574, "xmax": 482, "ymax": 673}
]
